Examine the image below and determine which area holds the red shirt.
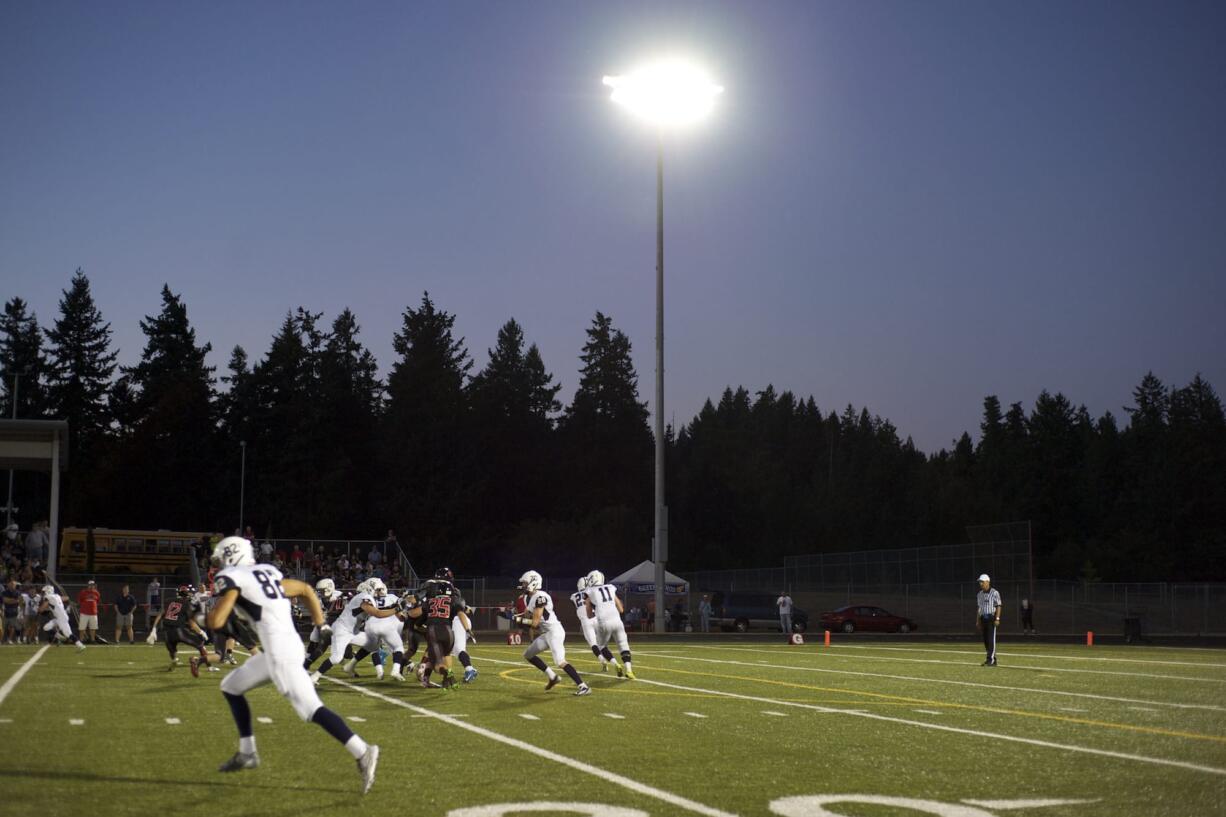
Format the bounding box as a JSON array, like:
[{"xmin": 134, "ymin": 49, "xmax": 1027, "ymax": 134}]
[{"xmin": 78, "ymin": 588, "xmax": 101, "ymax": 616}]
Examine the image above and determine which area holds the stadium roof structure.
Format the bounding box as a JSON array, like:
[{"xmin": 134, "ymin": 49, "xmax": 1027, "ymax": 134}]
[
  {"xmin": 0, "ymin": 419, "xmax": 70, "ymax": 472},
  {"xmin": 0, "ymin": 419, "xmax": 69, "ymax": 580}
]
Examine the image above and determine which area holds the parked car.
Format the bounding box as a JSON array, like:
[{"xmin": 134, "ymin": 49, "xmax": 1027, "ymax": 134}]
[
  {"xmin": 708, "ymin": 591, "xmax": 808, "ymax": 633},
  {"xmin": 819, "ymin": 605, "xmax": 916, "ymax": 633}
]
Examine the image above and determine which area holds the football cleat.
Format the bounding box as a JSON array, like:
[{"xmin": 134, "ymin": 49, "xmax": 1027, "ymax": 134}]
[
  {"xmin": 225, "ymin": 654, "xmax": 238, "ymax": 665},
  {"xmin": 342, "ymin": 659, "xmax": 359, "ymax": 678},
  {"xmin": 208, "ymin": 665, "xmax": 221, "ymax": 672},
  {"xmin": 544, "ymin": 675, "xmax": 560, "ymax": 692},
  {"xmin": 310, "ymin": 670, "xmax": 322, "ymax": 686},
  {"xmin": 616, "ymin": 664, "xmax": 624, "ymax": 678},
  {"xmin": 189, "ymin": 657, "xmax": 201, "ymax": 678},
  {"xmin": 390, "ymin": 671, "xmax": 405, "ymax": 682},
  {"xmin": 218, "ymin": 752, "xmax": 260, "ymax": 772},
  {"xmin": 463, "ymin": 666, "xmax": 478, "ymax": 683},
  {"xmin": 601, "ymin": 662, "xmax": 609, "ymax": 673},
  {"xmin": 624, "ymin": 668, "xmax": 636, "ymax": 680},
  {"xmin": 575, "ymin": 683, "xmax": 592, "ymax": 696},
  {"xmin": 357, "ymin": 745, "xmax": 379, "ymax": 794}
]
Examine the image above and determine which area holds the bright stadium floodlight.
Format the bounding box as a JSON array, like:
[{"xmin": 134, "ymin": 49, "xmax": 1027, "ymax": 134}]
[
  {"xmin": 603, "ymin": 59, "xmax": 723, "ymax": 128},
  {"xmin": 603, "ymin": 57, "xmax": 723, "ymax": 633}
]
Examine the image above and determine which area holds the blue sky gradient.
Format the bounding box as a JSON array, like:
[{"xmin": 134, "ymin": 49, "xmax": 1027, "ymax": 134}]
[{"xmin": 3, "ymin": 1, "xmax": 1223, "ymax": 451}]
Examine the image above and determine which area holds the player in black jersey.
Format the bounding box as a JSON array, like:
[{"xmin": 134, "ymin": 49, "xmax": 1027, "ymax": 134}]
[
  {"xmin": 408, "ymin": 574, "xmax": 466, "ymax": 690},
  {"xmin": 148, "ymin": 584, "xmax": 209, "ymax": 670}
]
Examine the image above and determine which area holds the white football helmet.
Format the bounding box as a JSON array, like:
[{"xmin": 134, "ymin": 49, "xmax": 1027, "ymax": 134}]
[
  {"xmin": 586, "ymin": 570, "xmax": 605, "ymax": 588},
  {"xmin": 212, "ymin": 536, "xmax": 255, "ymax": 568},
  {"xmin": 368, "ymin": 578, "xmax": 387, "ymax": 599},
  {"xmin": 315, "ymin": 578, "xmax": 339, "ymax": 602},
  {"xmin": 518, "ymin": 570, "xmax": 542, "ymax": 595},
  {"xmin": 576, "ymin": 577, "xmax": 588, "ymax": 592},
  {"xmin": 41, "ymin": 584, "xmax": 55, "ymax": 597},
  {"xmin": 355, "ymin": 579, "xmax": 373, "ymax": 596}
]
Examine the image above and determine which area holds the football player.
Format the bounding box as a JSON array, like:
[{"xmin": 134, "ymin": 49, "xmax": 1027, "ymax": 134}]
[
  {"xmin": 584, "ymin": 570, "xmax": 634, "ymax": 679},
  {"xmin": 451, "ymin": 601, "xmax": 478, "ymax": 683},
  {"xmin": 342, "ymin": 578, "xmax": 410, "ymax": 682},
  {"xmin": 310, "ymin": 577, "xmax": 400, "ymax": 684},
  {"xmin": 147, "ymin": 584, "xmax": 208, "ymax": 668},
  {"xmin": 571, "ymin": 577, "xmax": 617, "ymax": 674},
  {"xmin": 514, "ymin": 570, "xmax": 590, "ymax": 696},
  {"xmin": 406, "ymin": 570, "xmax": 465, "ymax": 689},
  {"xmin": 38, "ymin": 584, "xmax": 86, "ymax": 652},
  {"xmin": 303, "ymin": 578, "xmax": 344, "ymax": 670},
  {"xmin": 205, "ymin": 536, "xmax": 379, "ymax": 793}
]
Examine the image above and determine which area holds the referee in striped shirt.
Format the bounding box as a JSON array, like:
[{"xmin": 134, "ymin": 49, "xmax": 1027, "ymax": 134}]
[{"xmin": 975, "ymin": 573, "xmax": 1001, "ymax": 666}]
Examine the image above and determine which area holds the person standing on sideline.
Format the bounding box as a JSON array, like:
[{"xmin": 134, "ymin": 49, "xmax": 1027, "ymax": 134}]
[
  {"xmin": 146, "ymin": 578, "xmax": 162, "ymax": 632},
  {"xmin": 1020, "ymin": 598, "xmax": 1036, "ymax": 635},
  {"xmin": 77, "ymin": 580, "xmax": 102, "ymax": 642},
  {"xmin": 976, "ymin": 574, "xmax": 1001, "ymax": 666},
  {"xmin": 2, "ymin": 579, "xmax": 21, "ymax": 643},
  {"xmin": 698, "ymin": 595, "xmax": 713, "ymax": 633},
  {"xmin": 115, "ymin": 584, "xmax": 138, "ymax": 643},
  {"xmin": 776, "ymin": 591, "xmax": 794, "ymax": 634}
]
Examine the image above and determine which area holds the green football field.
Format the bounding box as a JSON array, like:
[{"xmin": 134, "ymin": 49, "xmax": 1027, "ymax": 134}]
[{"xmin": 1, "ymin": 637, "xmax": 1224, "ymax": 816}]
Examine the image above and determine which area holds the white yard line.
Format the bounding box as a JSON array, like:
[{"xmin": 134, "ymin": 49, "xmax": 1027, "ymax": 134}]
[
  {"xmin": 322, "ymin": 674, "xmax": 738, "ymax": 817},
  {"xmin": 638, "ymin": 650, "xmax": 1226, "ymax": 712},
  {"xmin": 0, "ymin": 645, "xmax": 50, "ymax": 708},
  {"xmin": 165, "ymin": 718, "xmax": 181, "ymax": 725},
  {"xmin": 633, "ymin": 676, "xmax": 1226, "ymax": 778},
  {"xmin": 762, "ymin": 711, "xmax": 788, "ymax": 717},
  {"xmin": 519, "ymin": 713, "xmax": 541, "ymax": 720},
  {"xmin": 682, "ymin": 712, "xmax": 708, "ymax": 719},
  {"xmin": 256, "ymin": 716, "xmax": 274, "ymax": 724},
  {"xmin": 912, "ymin": 709, "xmax": 943, "ymax": 715},
  {"xmin": 829, "ymin": 644, "xmax": 1226, "ymax": 669},
  {"xmin": 683, "ymin": 644, "xmax": 1225, "ymax": 684},
  {"xmin": 69, "ymin": 719, "xmax": 85, "ymax": 725},
  {"xmin": 604, "ymin": 713, "xmax": 627, "ymax": 719}
]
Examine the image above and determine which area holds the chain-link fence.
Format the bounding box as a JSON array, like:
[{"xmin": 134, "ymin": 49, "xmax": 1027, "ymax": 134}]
[{"xmin": 678, "ymin": 574, "xmax": 1226, "ymax": 635}]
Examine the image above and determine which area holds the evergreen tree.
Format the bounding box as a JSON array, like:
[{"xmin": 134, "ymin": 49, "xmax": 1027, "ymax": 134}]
[
  {"xmin": 44, "ymin": 270, "xmax": 118, "ymax": 447},
  {"xmin": 0, "ymin": 297, "xmax": 51, "ymax": 418},
  {"xmin": 555, "ymin": 312, "xmax": 651, "ymax": 568},
  {"xmin": 469, "ymin": 319, "xmax": 561, "ymax": 542},
  {"xmin": 113, "ymin": 285, "xmax": 218, "ymax": 529},
  {"xmin": 383, "ymin": 293, "xmax": 473, "ymax": 563}
]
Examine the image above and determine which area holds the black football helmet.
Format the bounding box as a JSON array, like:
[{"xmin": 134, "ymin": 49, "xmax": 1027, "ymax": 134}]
[
  {"xmin": 177, "ymin": 584, "xmax": 195, "ymax": 598},
  {"xmin": 434, "ymin": 566, "xmax": 455, "ymax": 582}
]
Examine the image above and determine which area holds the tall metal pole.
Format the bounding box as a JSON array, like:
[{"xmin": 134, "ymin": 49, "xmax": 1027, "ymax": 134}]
[
  {"xmin": 4, "ymin": 372, "xmax": 20, "ymax": 529},
  {"xmin": 239, "ymin": 441, "xmax": 247, "ymax": 535},
  {"xmin": 653, "ymin": 134, "xmax": 667, "ymax": 634}
]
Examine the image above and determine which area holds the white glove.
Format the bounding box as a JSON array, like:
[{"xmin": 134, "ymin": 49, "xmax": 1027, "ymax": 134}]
[
  {"xmin": 145, "ymin": 631, "xmax": 157, "ymax": 645},
  {"xmin": 466, "ymin": 631, "xmax": 476, "ymax": 644},
  {"xmin": 319, "ymin": 623, "xmax": 332, "ymax": 638}
]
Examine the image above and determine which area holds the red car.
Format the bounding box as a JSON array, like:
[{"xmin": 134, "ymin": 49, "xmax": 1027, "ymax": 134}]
[{"xmin": 819, "ymin": 605, "xmax": 916, "ymax": 633}]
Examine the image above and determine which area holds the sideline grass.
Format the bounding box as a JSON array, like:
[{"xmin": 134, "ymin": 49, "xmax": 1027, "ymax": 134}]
[{"xmin": 0, "ymin": 639, "xmax": 1223, "ymax": 816}]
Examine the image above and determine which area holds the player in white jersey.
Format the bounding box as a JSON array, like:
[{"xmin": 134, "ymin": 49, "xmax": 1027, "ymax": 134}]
[
  {"xmin": 570, "ymin": 578, "xmax": 617, "ymax": 674},
  {"xmin": 514, "ymin": 570, "xmax": 590, "ymax": 696},
  {"xmin": 450, "ymin": 601, "xmax": 478, "ymax": 683},
  {"xmin": 310, "ymin": 578, "xmax": 400, "ymax": 683},
  {"xmin": 342, "ymin": 579, "xmax": 409, "ymax": 682},
  {"xmin": 584, "ymin": 570, "xmax": 634, "ymax": 679},
  {"xmin": 205, "ymin": 536, "xmax": 379, "ymax": 793},
  {"xmin": 38, "ymin": 585, "xmax": 85, "ymax": 652}
]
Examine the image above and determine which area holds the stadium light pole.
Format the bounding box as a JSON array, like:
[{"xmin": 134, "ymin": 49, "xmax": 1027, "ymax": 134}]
[
  {"xmin": 603, "ymin": 59, "xmax": 723, "ymax": 634},
  {"xmin": 3, "ymin": 370, "xmax": 22, "ymax": 528}
]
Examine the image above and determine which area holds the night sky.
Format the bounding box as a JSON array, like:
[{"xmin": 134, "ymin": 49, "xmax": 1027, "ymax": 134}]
[{"xmin": 3, "ymin": 1, "xmax": 1223, "ymax": 452}]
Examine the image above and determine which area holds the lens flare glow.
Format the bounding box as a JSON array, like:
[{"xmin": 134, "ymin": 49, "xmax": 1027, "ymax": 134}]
[{"xmin": 603, "ymin": 59, "xmax": 724, "ymax": 128}]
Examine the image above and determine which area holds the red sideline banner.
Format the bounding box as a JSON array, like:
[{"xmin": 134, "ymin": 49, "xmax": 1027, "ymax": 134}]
[{"xmin": 788, "ymin": 633, "xmax": 804, "ymax": 645}]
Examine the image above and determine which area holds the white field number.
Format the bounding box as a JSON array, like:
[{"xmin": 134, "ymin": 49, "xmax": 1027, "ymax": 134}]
[{"xmin": 446, "ymin": 797, "xmax": 1093, "ymax": 817}]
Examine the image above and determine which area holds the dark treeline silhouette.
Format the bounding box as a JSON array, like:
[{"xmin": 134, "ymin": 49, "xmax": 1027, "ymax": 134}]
[{"xmin": 3, "ymin": 271, "xmax": 1224, "ymax": 581}]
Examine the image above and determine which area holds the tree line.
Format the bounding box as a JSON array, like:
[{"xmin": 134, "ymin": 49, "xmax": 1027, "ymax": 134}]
[{"xmin": 3, "ymin": 270, "xmax": 1223, "ymax": 581}]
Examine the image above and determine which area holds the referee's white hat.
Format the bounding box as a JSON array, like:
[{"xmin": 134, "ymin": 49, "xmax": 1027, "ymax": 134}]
[{"xmin": 977, "ymin": 573, "xmax": 990, "ymax": 583}]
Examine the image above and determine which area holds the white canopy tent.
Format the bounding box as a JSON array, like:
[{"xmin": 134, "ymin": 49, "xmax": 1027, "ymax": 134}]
[{"xmin": 610, "ymin": 560, "xmax": 691, "ymax": 630}]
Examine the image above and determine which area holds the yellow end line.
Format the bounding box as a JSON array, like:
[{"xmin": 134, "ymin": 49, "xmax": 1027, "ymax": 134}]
[{"xmin": 620, "ymin": 660, "xmax": 1226, "ymax": 744}]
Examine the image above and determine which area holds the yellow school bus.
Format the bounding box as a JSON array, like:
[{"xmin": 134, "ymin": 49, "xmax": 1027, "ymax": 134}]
[{"xmin": 58, "ymin": 528, "xmax": 220, "ymax": 575}]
